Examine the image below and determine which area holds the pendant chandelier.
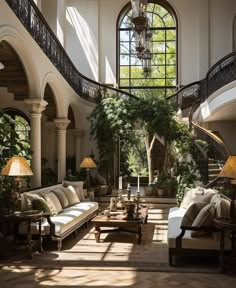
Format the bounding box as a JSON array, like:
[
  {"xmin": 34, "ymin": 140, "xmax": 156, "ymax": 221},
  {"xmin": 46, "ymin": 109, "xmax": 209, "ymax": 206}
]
[{"xmin": 131, "ymin": 0, "xmax": 152, "ymax": 77}]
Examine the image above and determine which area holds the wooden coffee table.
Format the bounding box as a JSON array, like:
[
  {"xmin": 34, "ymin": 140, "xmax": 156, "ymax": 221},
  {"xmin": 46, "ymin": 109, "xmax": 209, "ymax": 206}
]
[{"xmin": 91, "ymin": 206, "xmax": 148, "ymax": 244}]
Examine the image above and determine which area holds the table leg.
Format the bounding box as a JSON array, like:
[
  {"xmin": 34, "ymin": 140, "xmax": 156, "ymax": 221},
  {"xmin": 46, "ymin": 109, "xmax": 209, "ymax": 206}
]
[
  {"xmin": 138, "ymin": 225, "xmax": 142, "ymax": 244},
  {"xmin": 94, "ymin": 225, "xmax": 101, "ymax": 243},
  {"xmin": 27, "ymin": 219, "xmax": 33, "ymax": 259},
  {"xmin": 219, "ymin": 230, "xmax": 225, "ymax": 272},
  {"xmin": 38, "ymin": 219, "xmax": 43, "ymax": 253}
]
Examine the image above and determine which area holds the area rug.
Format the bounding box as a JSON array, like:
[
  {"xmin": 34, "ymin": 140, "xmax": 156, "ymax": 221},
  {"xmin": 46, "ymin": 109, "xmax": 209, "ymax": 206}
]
[{"xmin": 0, "ymin": 207, "xmax": 222, "ymax": 273}]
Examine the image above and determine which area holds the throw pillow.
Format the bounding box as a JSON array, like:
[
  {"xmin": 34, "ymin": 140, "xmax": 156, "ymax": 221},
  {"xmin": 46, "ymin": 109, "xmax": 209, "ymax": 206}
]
[
  {"xmin": 180, "ymin": 186, "xmax": 215, "ymax": 209},
  {"xmin": 63, "ymin": 180, "xmax": 86, "ymax": 200},
  {"xmin": 62, "ymin": 186, "xmax": 80, "ymax": 206},
  {"xmin": 32, "ymin": 199, "xmax": 51, "ymax": 214},
  {"xmin": 52, "ymin": 187, "xmax": 69, "ymax": 208},
  {"xmin": 181, "ymin": 202, "xmax": 208, "ymax": 226},
  {"xmin": 180, "ymin": 187, "xmax": 204, "ymax": 209},
  {"xmin": 43, "ymin": 192, "xmax": 63, "ymax": 215},
  {"xmin": 24, "ymin": 193, "xmax": 47, "ymax": 210},
  {"xmin": 191, "ymin": 202, "xmax": 215, "ymax": 237},
  {"xmin": 211, "ymin": 193, "xmax": 230, "ymax": 218}
]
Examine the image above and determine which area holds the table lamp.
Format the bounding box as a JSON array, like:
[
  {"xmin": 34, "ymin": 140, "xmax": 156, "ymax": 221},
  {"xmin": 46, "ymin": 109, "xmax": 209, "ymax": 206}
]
[
  {"xmin": 218, "ymin": 156, "xmax": 236, "ymax": 218},
  {"xmin": 1, "ymin": 156, "xmax": 33, "ymax": 209},
  {"xmin": 80, "ymin": 156, "xmax": 97, "ymax": 192}
]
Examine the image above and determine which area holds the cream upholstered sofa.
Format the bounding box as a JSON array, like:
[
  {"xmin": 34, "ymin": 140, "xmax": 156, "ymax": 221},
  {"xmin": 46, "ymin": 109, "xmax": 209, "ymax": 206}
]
[
  {"xmin": 168, "ymin": 187, "xmax": 231, "ymax": 266},
  {"xmin": 19, "ymin": 181, "xmax": 99, "ymax": 250}
]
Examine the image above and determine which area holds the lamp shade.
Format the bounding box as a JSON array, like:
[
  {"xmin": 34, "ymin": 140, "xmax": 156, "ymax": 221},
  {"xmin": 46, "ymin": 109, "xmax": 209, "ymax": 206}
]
[
  {"xmin": 0, "ymin": 62, "xmax": 4, "ymax": 70},
  {"xmin": 218, "ymin": 156, "xmax": 236, "ymax": 179},
  {"xmin": 80, "ymin": 157, "xmax": 97, "ymax": 169},
  {"xmin": 1, "ymin": 156, "xmax": 33, "ymax": 176}
]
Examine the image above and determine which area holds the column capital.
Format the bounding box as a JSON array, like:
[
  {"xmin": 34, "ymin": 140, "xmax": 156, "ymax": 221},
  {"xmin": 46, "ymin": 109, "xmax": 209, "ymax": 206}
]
[
  {"xmin": 24, "ymin": 99, "xmax": 48, "ymax": 114},
  {"xmin": 54, "ymin": 118, "xmax": 71, "ymax": 130},
  {"xmin": 73, "ymin": 128, "xmax": 84, "ymax": 138}
]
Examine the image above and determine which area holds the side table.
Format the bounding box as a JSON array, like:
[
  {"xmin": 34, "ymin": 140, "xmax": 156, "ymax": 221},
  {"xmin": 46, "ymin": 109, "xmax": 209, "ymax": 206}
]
[
  {"xmin": 214, "ymin": 217, "xmax": 236, "ymax": 272},
  {"xmin": 0, "ymin": 210, "xmax": 43, "ymax": 259}
]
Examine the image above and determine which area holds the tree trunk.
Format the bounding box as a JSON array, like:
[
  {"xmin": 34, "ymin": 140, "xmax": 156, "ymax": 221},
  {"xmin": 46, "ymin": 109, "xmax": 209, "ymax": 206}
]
[{"xmin": 145, "ymin": 133, "xmax": 156, "ymax": 184}]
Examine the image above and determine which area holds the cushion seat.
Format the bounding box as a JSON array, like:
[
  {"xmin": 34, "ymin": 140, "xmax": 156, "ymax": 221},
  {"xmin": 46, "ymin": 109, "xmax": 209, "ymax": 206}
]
[{"xmin": 19, "ymin": 201, "xmax": 98, "ymax": 236}]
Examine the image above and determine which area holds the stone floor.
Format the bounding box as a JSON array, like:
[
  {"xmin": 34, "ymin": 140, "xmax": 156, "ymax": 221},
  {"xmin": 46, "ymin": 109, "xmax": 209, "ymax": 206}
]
[{"xmin": 1, "ymin": 203, "xmax": 236, "ymax": 287}]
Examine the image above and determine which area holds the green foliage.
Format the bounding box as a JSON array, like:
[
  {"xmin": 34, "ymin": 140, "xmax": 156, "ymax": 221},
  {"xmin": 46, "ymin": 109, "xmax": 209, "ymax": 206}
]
[
  {"xmin": 89, "ymin": 95, "xmax": 134, "ymax": 181},
  {"xmin": 0, "ymin": 110, "xmax": 32, "ymax": 211},
  {"xmin": 195, "ymin": 139, "xmax": 209, "ymax": 151},
  {"xmin": 175, "ymin": 161, "xmax": 198, "ymax": 205}
]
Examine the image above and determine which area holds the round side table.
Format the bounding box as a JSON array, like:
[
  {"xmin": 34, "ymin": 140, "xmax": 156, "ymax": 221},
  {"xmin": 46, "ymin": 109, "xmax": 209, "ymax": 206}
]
[
  {"xmin": 214, "ymin": 217, "xmax": 236, "ymax": 272},
  {"xmin": 0, "ymin": 210, "xmax": 43, "ymax": 259}
]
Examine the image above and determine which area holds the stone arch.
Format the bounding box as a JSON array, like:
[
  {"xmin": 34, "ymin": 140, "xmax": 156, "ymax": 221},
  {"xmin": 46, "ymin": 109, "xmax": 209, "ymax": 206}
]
[
  {"xmin": 0, "ymin": 25, "xmax": 41, "ymax": 98},
  {"xmin": 41, "ymin": 72, "xmax": 68, "ymax": 118}
]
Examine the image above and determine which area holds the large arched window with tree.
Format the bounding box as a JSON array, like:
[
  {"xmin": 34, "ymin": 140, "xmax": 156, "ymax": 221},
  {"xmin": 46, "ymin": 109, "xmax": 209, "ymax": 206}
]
[{"xmin": 117, "ymin": 1, "xmax": 177, "ymax": 98}]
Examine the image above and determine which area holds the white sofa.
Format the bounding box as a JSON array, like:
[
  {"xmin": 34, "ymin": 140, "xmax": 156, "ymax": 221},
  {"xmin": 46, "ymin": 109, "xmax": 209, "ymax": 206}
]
[
  {"xmin": 168, "ymin": 188, "xmax": 232, "ymax": 266},
  {"xmin": 19, "ymin": 183, "xmax": 99, "ymax": 250}
]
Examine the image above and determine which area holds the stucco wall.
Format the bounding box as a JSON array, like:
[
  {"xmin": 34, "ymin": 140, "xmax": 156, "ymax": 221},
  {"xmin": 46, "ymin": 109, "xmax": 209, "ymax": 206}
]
[{"xmin": 208, "ymin": 121, "xmax": 236, "ymax": 154}]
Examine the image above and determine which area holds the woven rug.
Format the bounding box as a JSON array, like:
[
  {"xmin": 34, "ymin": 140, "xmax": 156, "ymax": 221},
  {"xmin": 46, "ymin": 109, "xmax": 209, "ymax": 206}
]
[{"xmin": 0, "ymin": 207, "xmax": 222, "ymax": 273}]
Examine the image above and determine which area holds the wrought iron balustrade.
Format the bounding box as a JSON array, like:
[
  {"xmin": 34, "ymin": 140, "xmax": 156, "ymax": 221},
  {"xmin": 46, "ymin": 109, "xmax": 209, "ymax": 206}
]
[{"xmin": 5, "ymin": 0, "xmax": 137, "ymax": 103}]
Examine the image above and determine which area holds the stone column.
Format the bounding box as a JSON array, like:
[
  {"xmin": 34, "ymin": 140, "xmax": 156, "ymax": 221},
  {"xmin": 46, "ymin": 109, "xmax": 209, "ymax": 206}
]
[
  {"xmin": 54, "ymin": 118, "xmax": 70, "ymax": 182},
  {"xmin": 73, "ymin": 129, "xmax": 84, "ymax": 172},
  {"xmin": 24, "ymin": 99, "xmax": 48, "ymax": 188},
  {"xmin": 46, "ymin": 122, "xmax": 56, "ymax": 171}
]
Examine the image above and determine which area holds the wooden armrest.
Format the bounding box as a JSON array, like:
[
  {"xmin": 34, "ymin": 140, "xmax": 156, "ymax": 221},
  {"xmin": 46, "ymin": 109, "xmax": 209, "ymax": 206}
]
[
  {"xmin": 43, "ymin": 213, "xmax": 55, "ymax": 236},
  {"xmin": 180, "ymin": 225, "xmax": 219, "ymax": 232}
]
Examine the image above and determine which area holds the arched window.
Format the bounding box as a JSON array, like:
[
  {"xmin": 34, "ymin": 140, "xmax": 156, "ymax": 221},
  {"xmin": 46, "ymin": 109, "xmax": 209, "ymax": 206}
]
[
  {"xmin": 117, "ymin": 1, "xmax": 177, "ymax": 98},
  {"xmin": 3, "ymin": 109, "xmax": 30, "ymax": 142}
]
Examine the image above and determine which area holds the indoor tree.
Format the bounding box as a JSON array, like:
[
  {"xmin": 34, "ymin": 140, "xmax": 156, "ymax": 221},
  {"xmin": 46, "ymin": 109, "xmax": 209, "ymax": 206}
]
[{"xmin": 0, "ymin": 110, "xmax": 32, "ymax": 211}]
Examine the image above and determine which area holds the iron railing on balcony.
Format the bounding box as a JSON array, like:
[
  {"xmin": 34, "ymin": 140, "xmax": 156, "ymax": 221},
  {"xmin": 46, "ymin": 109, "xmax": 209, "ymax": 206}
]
[{"xmin": 5, "ymin": 0, "xmax": 137, "ymax": 104}]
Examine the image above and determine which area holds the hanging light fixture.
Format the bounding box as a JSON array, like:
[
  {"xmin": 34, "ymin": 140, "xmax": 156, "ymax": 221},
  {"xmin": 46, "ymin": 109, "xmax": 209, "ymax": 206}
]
[
  {"xmin": 131, "ymin": 0, "xmax": 148, "ymax": 33},
  {"xmin": 142, "ymin": 25, "xmax": 153, "ymax": 77},
  {"xmin": 131, "ymin": 0, "xmax": 152, "ymax": 77}
]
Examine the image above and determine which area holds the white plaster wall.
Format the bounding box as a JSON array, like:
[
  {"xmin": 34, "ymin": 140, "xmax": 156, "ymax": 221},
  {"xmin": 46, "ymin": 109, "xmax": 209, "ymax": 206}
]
[
  {"xmin": 41, "ymin": 0, "xmax": 57, "ymax": 35},
  {"xmin": 208, "ymin": 121, "xmax": 236, "ymax": 154},
  {"xmin": 209, "ymin": 0, "xmax": 236, "ymax": 66},
  {"xmin": 65, "ymin": 0, "xmax": 99, "ymax": 81}
]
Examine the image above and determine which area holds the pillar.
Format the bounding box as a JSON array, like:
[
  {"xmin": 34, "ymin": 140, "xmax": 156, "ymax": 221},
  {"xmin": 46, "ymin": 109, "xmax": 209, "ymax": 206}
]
[
  {"xmin": 24, "ymin": 99, "xmax": 48, "ymax": 188},
  {"xmin": 73, "ymin": 129, "xmax": 84, "ymax": 172},
  {"xmin": 54, "ymin": 118, "xmax": 70, "ymax": 182}
]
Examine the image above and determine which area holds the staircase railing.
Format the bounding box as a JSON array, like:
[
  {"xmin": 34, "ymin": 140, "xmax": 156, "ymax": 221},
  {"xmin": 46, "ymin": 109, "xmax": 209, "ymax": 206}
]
[
  {"xmin": 189, "ymin": 102, "xmax": 231, "ymax": 183},
  {"xmin": 5, "ymin": 0, "xmax": 137, "ymax": 103}
]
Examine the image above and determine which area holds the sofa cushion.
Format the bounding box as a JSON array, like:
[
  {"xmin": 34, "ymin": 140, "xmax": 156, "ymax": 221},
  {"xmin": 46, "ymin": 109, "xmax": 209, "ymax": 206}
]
[
  {"xmin": 23, "ymin": 193, "xmax": 48, "ymax": 211},
  {"xmin": 191, "ymin": 203, "xmax": 215, "ymax": 237},
  {"xmin": 18, "ymin": 201, "xmax": 99, "ymax": 236},
  {"xmin": 211, "ymin": 193, "xmax": 230, "ymax": 218},
  {"xmin": 21, "ymin": 184, "xmax": 63, "ymax": 210},
  {"xmin": 181, "ymin": 202, "xmax": 208, "ymax": 226},
  {"xmin": 62, "ymin": 186, "xmax": 80, "ymax": 206},
  {"xmin": 63, "ymin": 180, "xmax": 86, "ymax": 200},
  {"xmin": 180, "ymin": 187, "xmax": 215, "ymax": 209},
  {"xmin": 43, "ymin": 192, "xmax": 63, "ymax": 215},
  {"xmin": 32, "ymin": 198, "xmax": 51, "ymax": 214},
  {"xmin": 52, "ymin": 187, "xmax": 69, "ymax": 208}
]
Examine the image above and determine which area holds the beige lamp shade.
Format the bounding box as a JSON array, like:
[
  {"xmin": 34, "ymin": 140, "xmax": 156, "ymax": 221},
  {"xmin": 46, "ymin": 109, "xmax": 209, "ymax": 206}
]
[
  {"xmin": 1, "ymin": 156, "xmax": 33, "ymax": 176},
  {"xmin": 218, "ymin": 156, "xmax": 236, "ymax": 179},
  {"xmin": 0, "ymin": 62, "xmax": 4, "ymax": 70},
  {"xmin": 80, "ymin": 157, "xmax": 97, "ymax": 169}
]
